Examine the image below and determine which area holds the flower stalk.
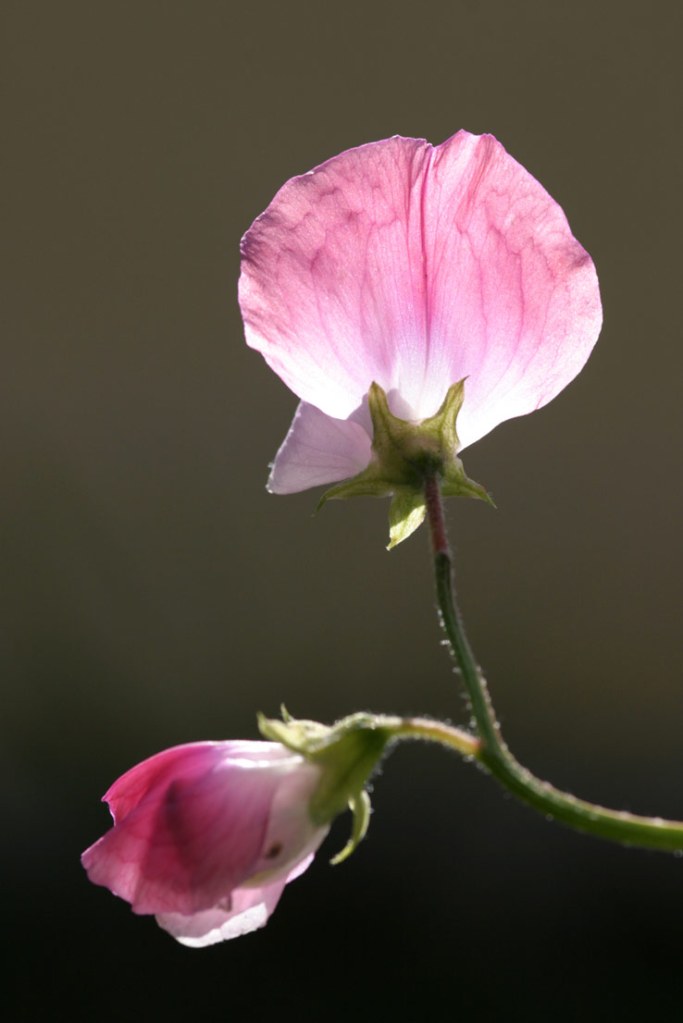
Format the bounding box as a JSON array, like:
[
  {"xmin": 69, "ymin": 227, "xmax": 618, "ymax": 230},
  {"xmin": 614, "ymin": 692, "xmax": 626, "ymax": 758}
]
[{"xmin": 423, "ymin": 471, "xmax": 683, "ymax": 853}]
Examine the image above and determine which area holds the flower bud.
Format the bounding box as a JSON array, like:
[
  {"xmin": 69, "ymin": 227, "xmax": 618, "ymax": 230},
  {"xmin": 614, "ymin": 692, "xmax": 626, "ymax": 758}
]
[
  {"xmin": 82, "ymin": 716, "xmax": 391, "ymax": 946},
  {"xmin": 82, "ymin": 741, "xmax": 329, "ymax": 947}
]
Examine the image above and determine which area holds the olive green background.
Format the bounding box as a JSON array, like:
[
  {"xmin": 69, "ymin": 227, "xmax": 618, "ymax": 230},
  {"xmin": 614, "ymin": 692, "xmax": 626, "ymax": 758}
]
[{"xmin": 4, "ymin": 1, "xmax": 682, "ymax": 1019}]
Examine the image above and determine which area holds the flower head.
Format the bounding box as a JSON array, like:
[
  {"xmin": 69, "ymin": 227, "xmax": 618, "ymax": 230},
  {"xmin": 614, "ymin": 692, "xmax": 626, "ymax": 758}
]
[
  {"xmin": 82, "ymin": 716, "xmax": 390, "ymax": 946},
  {"xmin": 81, "ymin": 741, "xmax": 329, "ymax": 947},
  {"xmin": 239, "ymin": 131, "xmax": 602, "ymax": 503}
]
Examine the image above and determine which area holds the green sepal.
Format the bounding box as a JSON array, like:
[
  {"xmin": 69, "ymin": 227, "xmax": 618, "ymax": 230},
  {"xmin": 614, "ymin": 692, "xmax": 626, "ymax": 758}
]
[
  {"xmin": 258, "ymin": 711, "xmax": 391, "ymax": 860},
  {"xmin": 258, "ymin": 712, "xmax": 332, "ymax": 752},
  {"xmin": 318, "ymin": 380, "xmax": 493, "ymax": 545},
  {"xmin": 330, "ymin": 790, "xmax": 372, "ymax": 865}
]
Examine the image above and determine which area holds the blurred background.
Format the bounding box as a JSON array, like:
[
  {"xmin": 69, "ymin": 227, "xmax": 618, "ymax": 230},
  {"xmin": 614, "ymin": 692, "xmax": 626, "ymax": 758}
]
[{"xmin": 3, "ymin": 1, "xmax": 682, "ymax": 1018}]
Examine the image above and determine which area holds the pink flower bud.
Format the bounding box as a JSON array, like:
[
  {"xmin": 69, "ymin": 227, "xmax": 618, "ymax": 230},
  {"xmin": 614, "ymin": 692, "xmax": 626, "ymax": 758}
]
[
  {"xmin": 81, "ymin": 741, "xmax": 328, "ymax": 946},
  {"xmin": 239, "ymin": 131, "xmax": 602, "ymax": 494}
]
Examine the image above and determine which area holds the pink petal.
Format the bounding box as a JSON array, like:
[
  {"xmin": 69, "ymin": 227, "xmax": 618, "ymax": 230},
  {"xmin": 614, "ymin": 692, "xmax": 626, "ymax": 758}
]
[
  {"xmin": 240, "ymin": 135, "xmax": 429, "ymax": 422},
  {"xmin": 268, "ymin": 401, "xmax": 372, "ymax": 494},
  {"xmin": 239, "ymin": 131, "xmax": 601, "ymax": 453},
  {"xmin": 415, "ymin": 133, "xmax": 601, "ymax": 449}
]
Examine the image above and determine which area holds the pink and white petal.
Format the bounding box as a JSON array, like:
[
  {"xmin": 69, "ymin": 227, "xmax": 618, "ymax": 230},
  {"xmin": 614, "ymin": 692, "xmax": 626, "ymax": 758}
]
[
  {"xmin": 245, "ymin": 781, "xmax": 329, "ymax": 884},
  {"xmin": 240, "ymin": 136, "xmax": 433, "ymax": 420},
  {"xmin": 418, "ymin": 132, "xmax": 602, "ymax": 449},
  {"xmin": 155, "ymin": 855, "xmax": 317, "ymax": 947},
  {"xmin": 240, "ymin": 132, "xmax": 601, "ymax": 448},
  {"xmin": 101, "ymin": 741, "xmax": 282, "ymax": 822},
  {"xmin": 156, "ymin": 879, "xmax": 287, "ymax": 947},
  {"xmin": 268, "ymin": 402, "xmax": 372, "ymax": 494},
  {"xmin": 82, "ymin": 746, "xmax": 305, "ymax": 916}
]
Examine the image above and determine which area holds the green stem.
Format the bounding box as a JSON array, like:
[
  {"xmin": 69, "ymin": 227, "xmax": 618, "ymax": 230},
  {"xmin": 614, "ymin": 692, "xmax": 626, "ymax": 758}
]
[
  {"xmin": 384, "ymin": 715, "xmax": 480, "ymax": 758},
  {"xmin": 422, "ymin": 472, "xmax": 683, "ymax": 853}
]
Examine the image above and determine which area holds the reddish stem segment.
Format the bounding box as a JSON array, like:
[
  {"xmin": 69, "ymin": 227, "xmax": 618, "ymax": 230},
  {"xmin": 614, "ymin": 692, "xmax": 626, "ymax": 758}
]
[{"xmin": 424, "ymin": 472, "xmax": 449, "ymax": 557}]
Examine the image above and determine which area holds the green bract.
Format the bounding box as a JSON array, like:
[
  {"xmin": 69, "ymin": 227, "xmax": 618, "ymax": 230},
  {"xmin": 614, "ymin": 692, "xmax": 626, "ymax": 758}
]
[{"xmin": 319, "ymin": 380, "xmax": 492, "ymax": 548}]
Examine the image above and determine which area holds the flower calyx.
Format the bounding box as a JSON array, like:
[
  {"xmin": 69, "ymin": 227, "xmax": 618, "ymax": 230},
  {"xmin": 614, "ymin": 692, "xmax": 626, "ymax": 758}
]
[
  {"xmin": 318, "ymin": 380, "xmax": 493, "ymax": 548},
  {"xmin": 258, "ymin": 710, "xmax": 391, "ymax": 864}
]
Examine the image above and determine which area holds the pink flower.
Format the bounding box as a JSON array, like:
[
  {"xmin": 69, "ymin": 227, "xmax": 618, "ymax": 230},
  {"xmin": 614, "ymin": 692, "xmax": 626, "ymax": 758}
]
[
  {"xmin": 81, "ymin": 740, "xmax": 329, "ymax": 947},
  {"xmin": 239, "ymin": 131, "xmax": 602, "ymax": 494}
]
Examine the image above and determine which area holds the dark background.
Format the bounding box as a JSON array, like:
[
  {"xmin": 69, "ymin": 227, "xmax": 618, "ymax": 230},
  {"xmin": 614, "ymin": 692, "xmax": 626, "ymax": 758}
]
[{"xmin": 4, "ymin": 1, "xmax": 683, "ymax": 1019}]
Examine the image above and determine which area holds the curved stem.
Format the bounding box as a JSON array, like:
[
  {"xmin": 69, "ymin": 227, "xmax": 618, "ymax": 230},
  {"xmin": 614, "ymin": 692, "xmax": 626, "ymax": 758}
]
[
  {"xmin": 383, "ymin": 715, "xmax": 481, "ymax": 758},
  {"xmin": 423, "ymin": 472, "xmax": 683, "ymax": 853}
]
